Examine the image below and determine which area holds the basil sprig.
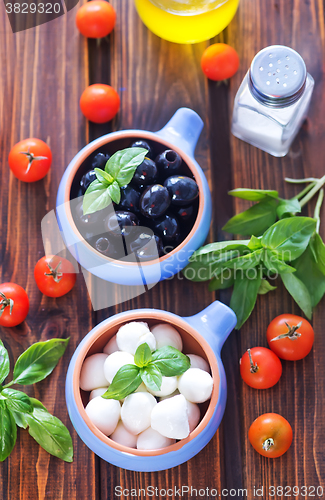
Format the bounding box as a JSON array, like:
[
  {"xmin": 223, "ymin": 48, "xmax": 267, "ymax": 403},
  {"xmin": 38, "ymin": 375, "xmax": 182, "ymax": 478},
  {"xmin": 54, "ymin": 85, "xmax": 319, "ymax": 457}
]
[
  {"xmin": 102, "ymin": 343, "xmax": 190, "ymax": 400},
  {"xmin": 184, "ymin": 178, "xmax": 325, "ymax": 330},
  {"xmin": 0, "ymin": 338, "xmax": 73, "ymax": 462},
  {"xmin": 83, "ymin": 147, "xmax": 148, "ymax": 215}
]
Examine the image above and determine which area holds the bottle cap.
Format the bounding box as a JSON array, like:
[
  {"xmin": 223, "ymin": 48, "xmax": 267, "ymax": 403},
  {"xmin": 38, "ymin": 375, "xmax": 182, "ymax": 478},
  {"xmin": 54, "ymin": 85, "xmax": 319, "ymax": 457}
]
[{"xmin": 249, "ymin": 45, "xmax": 307, "ymax": 108}]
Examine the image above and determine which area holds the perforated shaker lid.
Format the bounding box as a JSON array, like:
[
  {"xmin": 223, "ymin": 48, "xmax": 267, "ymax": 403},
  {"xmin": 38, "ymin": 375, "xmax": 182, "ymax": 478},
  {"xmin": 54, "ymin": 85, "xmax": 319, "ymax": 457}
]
[{"xmin": 249, "ymin": 45, "xmax": 307, "ymax": 107}]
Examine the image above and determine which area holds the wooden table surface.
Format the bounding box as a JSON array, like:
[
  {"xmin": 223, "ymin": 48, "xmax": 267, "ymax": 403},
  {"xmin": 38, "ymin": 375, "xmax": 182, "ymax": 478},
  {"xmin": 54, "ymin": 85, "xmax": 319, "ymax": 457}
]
[{"xmin": 1, "ymin": 0, "xmax": 325, "ymax": 499}]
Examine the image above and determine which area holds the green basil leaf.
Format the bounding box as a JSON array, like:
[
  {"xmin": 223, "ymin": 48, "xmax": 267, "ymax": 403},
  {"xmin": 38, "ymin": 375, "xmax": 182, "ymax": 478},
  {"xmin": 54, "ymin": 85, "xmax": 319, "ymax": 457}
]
[
  {"xmin": 13, "ymin": 338, "xmax": 69, "ymax": 386},
  {"xmin": 0, "ymin": 401, "xmax": 17, "ymax": 461},
  {"xmin": 222, "ymin": 198, "xmax": 278, "ymax": 237},
  {"xmin": 107, "ymin": 181, "xmax": 121, "ymax": 204},
  {"xmin": 106, "ymin": 147, "xmax": 148, "ymax": 186},
  {"xmin": 134, "ymin": 343, "xmax": 152, "ymax": 368},
  {"xmin": 30, "ymin": 397, "xmax": 48, "ymax": 411},
  {"xmin": 2, "ymin": 389, "xmax": 33, "ymax": 413},
  {"xmin": 208, "ymin": 270, "xmax": 235, "ymax": 291},
  {"xmin": 101, "ymin": 365, "xmax": 141, "ymax": 400},
  {"xmin": 151, "ymin": 346, "xmax": 190, "ymax": 376},
  {"xmin": 261, "ymin": 217, "xmax": 316, "ymax": 261},
  {"xmin": 258, "ymin": 279, "xmax": 277, "ymax": 295},
  {"xmin": 94, "ymin": 168, "xmax": 113, "ymax": 185},
  {"xmin": 83, "ymin": 181, "xmax": 112, "ymax": 215},
  {"xmin": 276, "ymin": 198, "xmax": 301, "ymax": 219},
  {"xmin": 263, "ymin": 249, "xmax": 296, "ymax": 274},
  {"xmin": 292, "ymin": 243, "xmax": 325, "ymax": 307},
  {"xmin": 230, "ymin": 271, "xmax": 262, "ymax": 329},
  {"xmin": 25, "ymin": 406, "xmax": 73, "ymax": 462},
  {"xmin": 247, "ymin": 235, "xmax": 262, "ymax": 251},
  {"xmin": 189, "ymin": 240, "xmax": 250, "ymax": 259},
  {"xmin": 224, "ymin": 249, "xmax": 263, "ymax": 271},
  {"xmin": 11, "ymin": 410, "xmax": 28, "ymax": 429},
  {"xmin": 229, "ymin": 188, "xmax": 279, "ymax": 201},
  {"xmin": 0, "ymin": 340, "xmax": 10, "ymax": 385},
  {"xmin": 140, "ymin": 365, "xmax": 162, "ymax": 392},
  {"xmin": 312, "ymin": 233, "xmax": 325, "ymax": 275},
  {"xmin": 281, "ymin": 272, "xmax": 312, "ymax": 319}
]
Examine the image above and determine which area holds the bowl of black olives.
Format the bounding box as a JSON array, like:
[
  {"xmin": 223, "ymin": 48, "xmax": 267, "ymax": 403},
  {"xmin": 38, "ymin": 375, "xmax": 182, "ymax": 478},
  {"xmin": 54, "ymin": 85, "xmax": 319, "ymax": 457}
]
[{"xmin": 56, "ymin": 108, "xmax": 212, "ymax": 286}]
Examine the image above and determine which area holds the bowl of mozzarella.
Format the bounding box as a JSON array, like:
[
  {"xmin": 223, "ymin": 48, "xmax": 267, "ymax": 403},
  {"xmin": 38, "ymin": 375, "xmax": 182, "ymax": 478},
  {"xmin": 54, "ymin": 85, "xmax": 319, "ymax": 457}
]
[{"xmin": 65, "ymin": 301, "xmax": 236, "ymax": 471}]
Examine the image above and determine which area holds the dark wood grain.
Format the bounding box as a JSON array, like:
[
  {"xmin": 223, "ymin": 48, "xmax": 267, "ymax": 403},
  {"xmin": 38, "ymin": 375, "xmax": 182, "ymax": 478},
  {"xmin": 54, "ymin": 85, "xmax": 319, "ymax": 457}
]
[{"xmin": 0, "ymin": 0, "xmax": 325, "ymax": 498}]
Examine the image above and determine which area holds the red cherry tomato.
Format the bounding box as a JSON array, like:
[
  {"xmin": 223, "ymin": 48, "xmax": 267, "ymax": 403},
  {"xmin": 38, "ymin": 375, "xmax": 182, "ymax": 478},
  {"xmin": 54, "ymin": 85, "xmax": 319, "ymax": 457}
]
[
  {"xmin": 201, "ymin": 43, "xmax": 239, "ymax": 81},
  {"xmin": 80, "ymin": 84, "xmax": 120, "ymax": 123},
  {"xmin": 249, "ymin": 413, "xmax": 293, "ymax": 458},
  {"xmin": 0, "ymin": 283, "xmax": 29, "ymax": 327},
  {"xmin": 240, "ymin": 347, "xmax": 282, "ymax": 389},
  {"xmin": 267, "ymin": 314, "xmax": 314, "ymax": 361},
  {"xmin": 8, "ymin": 138, "xmax": 52, "ymax": 182},
  {"xmin": 76, "ymin": 0, "xmax": 116, "ymax": 39},
  {"xmin": 34, "ymin": 256, "xmax": 77, "ymax": 298}
]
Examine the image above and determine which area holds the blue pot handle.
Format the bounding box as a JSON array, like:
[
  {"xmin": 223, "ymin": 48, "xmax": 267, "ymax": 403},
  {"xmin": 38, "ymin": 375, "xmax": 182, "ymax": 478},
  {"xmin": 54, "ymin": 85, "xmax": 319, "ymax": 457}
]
[
  {"xmin": 155, "ymin": 107, "xmax": 204, "ymax": 158},
  {"xmin": 183, "ymin": 301, "xmax": 237, "ymax": 355}
]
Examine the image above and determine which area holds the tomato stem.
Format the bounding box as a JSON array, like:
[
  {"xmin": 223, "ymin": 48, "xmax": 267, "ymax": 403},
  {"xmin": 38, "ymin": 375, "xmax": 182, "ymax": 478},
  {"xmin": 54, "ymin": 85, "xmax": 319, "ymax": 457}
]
[
  {"xmin": 45, "ymin": 261, "xmax": 63, "ymax": 283},
  {"xmin": 262, "ymin": 437, "xmax": 274, "ymax": 451},
  {"xmin": 20, "ymin": 148, "xmax": 48, "ymax": 174},
  {"xmin": 0, "ymin": 292, "xmax": 14, "ymax": 318},
  {"xmin": 247, "ymin": 348, "xmax": 259, "ymax": 373},
  {"xmin": 270, "ymin": 321, "xmax": 302, "ymax": 342}
]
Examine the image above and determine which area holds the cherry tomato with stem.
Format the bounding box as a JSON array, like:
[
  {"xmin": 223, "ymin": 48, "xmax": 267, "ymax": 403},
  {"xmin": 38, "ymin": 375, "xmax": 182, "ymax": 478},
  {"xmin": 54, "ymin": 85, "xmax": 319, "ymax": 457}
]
[
  {"xmin": 267, "ymin": 314, "xmax": 314, "ymax": 361},
  {"xmin": 9, "ymin": 138, "xmax": 52, "ymax": 182},
  {"xmin": 0, "ymin": 283, "xmax": 29, "ymax": 327},
  {"xmin": 76, "ymin": 0, "xmax": 116, "ymax": 39},
  {"xmin": 249, "ymin": 413, "xmax": 293, "ymax": 458},
  {"xmin": 80, "ymin": 84, "xmax": 120, "ymax": 124},
  {"xmin": 240, "ymin": 347, "xmax": 282, "ymax": 389},
  {"xmin": 201, "ymin": 43, "xmax": 240, "ymax": 81},
  {"xmin": 34, "ymin": 256, "xmax": 77, "ymax": 298}
]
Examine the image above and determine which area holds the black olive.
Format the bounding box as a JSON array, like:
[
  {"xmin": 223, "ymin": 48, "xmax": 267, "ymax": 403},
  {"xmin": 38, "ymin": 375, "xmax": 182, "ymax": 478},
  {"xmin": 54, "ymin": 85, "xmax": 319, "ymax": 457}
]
[
  {"xmin": 125, "ymin": 231, "xmax": 164, "ymax": 261},
  {"xmin": 80, "ymin": 170, "xmax": 97, "ymax": 193},
  {"xmin": 91, "ymin": 152, "xmax": 110, "ymax": 170},
  {"xmin": 140, "ymin": 185, "xmax": 171, "ymax": 218},
  {"xmin": 104, "ymin": 211, "xmax": 139, "ymax": 238},
  {"xmin": 130, "ymin": 140, "xmax": 153, "ymax": 158},
  {"xmin": 152, "ymin": 214, "xmax": 180, "ymax": 243},
  {"xmin": 132, "ymin": 158, "xmax": 158, "ymax": 187},
  {"xmin": 164, "ymin": 176, "xmax": 199, "ymax": 206},
  {"xmin": 119, "ymin": 185, "xmax": 141, "ymax": 213},
  {"xmin": 155, "ymin": 149, "xmax": 182, "ymax": 177},
  {"xmin": 172, "ymin": 204, "xmax": 195, "ymax": 221}
]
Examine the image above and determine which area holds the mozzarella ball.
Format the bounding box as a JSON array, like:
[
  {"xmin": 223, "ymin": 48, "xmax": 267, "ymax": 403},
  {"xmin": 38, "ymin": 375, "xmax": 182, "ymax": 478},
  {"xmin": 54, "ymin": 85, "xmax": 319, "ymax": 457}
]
[
  {"xmin": 178, "ymin": 368, "xmax": 213, "ymax": 403},
  {"xmin": 110, "ymin": 421, "xmax": 137, "ymax": 448},
  {"xmin": 137, "ymin": 427, "xmax": 175, "ymax": 450},
  {"xmin": 187, "ymin": 354, "xmax": 210, "ymax": 373},
  {"xmin": 103, "ymin": 351, "xmax": 134, "ymax": 384},
  {"xmin": 135, "ymin": 383, "xmax": 149, "ymax": 393},
  {"xmin": 121, "ymin": 392, "xmax": 157, "ymax": 435},
  {"xmin": 103, "ymin": 335, "xmax": 119, "ymax": 355},
  {"xmin": 80, "ymin": 353, "xmax": 108, "ymax": 391},
  {"xmin": 146, "ymin": 376, "xmax": 178, "ymax": 397},
  {"xmin": 159, "ymin": 389, "xmax": 180, "ymax": 401},
  {"xmin": 85, "ymin": 397, "xmax": 120, "ymax": 436},
  {"xmin": 116, "ymin": 321, "xmax": 156, "ymax": 354},
  {"xmin": 151, "ymin": 323, "xmax": 183, "ymax": 351},
  {"xmin": 187, "ymin": 401, "xmax": 201, "ymax": 432},
  {"xmin": 151, "ymin": 394, "xmax": 189, "ymax": 439},
  {"xmin": 89, "ymin": 387, "xmax": 108, "ymax": 401}
]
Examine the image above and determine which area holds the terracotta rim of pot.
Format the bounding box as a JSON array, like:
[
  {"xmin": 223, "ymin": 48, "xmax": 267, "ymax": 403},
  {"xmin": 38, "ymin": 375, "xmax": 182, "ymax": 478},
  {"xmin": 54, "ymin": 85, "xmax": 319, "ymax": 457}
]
[
  {"xmin": 63, "ymin": 131, "xmax": 205, "ymax": 267},
  {"xmin": 72, "ymin": 310, "xmax": 221, "ymax": 456}
]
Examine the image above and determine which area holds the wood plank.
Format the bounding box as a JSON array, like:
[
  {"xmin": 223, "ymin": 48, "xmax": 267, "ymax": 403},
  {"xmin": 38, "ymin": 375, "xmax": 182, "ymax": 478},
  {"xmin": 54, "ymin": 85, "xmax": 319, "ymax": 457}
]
[
  {"xmin": 0, "ymin": 9, "xmax": 98, "ymax": 500},
  {"xmin": 227, "ymin": 0, "xmax": 325, "ymax": 497}
]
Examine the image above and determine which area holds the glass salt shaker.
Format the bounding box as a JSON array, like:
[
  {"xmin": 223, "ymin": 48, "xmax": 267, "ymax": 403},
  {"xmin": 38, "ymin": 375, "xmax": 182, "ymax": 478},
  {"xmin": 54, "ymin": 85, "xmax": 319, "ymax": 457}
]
[{"xmin": 231, "ymin": 45, "xmax": 314, "ymax": 157}]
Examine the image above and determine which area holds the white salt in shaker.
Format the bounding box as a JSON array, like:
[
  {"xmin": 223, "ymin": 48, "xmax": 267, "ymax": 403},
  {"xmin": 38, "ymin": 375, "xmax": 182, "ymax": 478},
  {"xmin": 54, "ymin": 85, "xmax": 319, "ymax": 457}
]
[{"xmin": 231, "ymin": 45, "xmax": 314, "ymax": 157}]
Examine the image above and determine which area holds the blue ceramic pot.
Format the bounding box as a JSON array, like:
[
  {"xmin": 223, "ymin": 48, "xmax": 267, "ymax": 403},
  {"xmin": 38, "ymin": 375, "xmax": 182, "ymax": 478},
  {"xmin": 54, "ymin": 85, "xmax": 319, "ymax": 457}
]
[
  {"xmin": 65, "ymin": 301, "xmax": 236, "ymax": 471},
  {"xmin": 56, "ymin": 108, "xmax": 212, "ymax": 286}
]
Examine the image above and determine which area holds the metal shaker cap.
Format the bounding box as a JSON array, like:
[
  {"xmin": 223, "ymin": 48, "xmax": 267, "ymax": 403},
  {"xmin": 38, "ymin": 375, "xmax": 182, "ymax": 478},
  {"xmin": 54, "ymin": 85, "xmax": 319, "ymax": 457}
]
[{"xmin": 249, "ymin": 45, "xmax": 307, "ymax": 107}]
